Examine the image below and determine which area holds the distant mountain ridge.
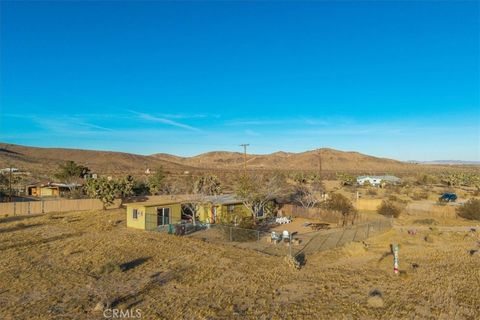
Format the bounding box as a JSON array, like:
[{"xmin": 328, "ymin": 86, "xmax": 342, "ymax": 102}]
[
  {"xmin": 408, "ymin": 160, "xmax": 480, "ymax": 165},
  {"xmin": 1, "ymin": 142, "xmax": 477, "ymax": 177},
  {"xmin": 152, "ymin": 148, "xmax": 416, "ymax": 172}
]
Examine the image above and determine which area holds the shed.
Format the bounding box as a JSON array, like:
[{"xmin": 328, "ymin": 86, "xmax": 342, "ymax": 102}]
[{"xmin": 126, "ymin": 200, "xmax": 182, "ymax": 231}]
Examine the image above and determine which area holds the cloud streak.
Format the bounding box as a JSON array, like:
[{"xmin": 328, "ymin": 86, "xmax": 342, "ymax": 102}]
[{"xmin": 129, "ymin": 111, "xmax": 202, "ymax": 132}]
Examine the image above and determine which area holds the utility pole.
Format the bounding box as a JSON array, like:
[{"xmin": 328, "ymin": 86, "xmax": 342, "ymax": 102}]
[
  {"xmin": 239, "ymin": 144, "xmax": 249, "ymax": 176},
  {"xmin": 8, "ymin": 166, "xmax": 13, "ymax": 202},
  {"xmin": 317, "ymin": 149, "xmax": 322, "ymax": 181}
]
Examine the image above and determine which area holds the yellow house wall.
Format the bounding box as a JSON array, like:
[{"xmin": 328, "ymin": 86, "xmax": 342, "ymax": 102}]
[
  {"xmin": 144, "ymin": 204, "xmax": 182, "ymax": 231},
  {"xmin": 197, "ymin": 203, "xmax": 251, "ymax": 224},
  {"xmin": 197, "ymin": 204, "xmax": 211, "ymax": 223},
  {"xmin": 40, "ymin": 187, "xmax": 55, "ymax": 197},
  {"xmin": 126, "ymin": 205, "xmax": 146, "ymax": 230},
  {"xmin": 219, "ymin": 203, "xmax": 251, "ymax": 223}
]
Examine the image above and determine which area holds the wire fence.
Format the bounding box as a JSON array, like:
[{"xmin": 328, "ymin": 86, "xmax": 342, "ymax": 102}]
[{"xmin": 183, "ymin": 218, "xmax": 392, "ymax": 257}]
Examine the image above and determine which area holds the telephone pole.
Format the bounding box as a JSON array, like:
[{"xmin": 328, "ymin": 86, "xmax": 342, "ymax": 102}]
[
  {"xmin": 239, "ymin": 144, "xmax": 249, "ymax": 176},
  {"xmin": 317, "ymin": 149, "xmax": 322, "ymax": 181},
  {"xmin": 8, "ymin": 166, "xmax": 13, "ymax": 202}
]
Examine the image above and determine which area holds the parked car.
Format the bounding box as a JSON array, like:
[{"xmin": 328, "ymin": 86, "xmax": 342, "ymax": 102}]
[{"xmin": 439, "ymin": 193, "xmax": 457, "ymax": 202}]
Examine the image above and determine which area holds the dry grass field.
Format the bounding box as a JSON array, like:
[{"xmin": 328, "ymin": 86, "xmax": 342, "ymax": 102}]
[{"xmin": 1, "ymin": 209, "xmax": 479, "ymax": 319}]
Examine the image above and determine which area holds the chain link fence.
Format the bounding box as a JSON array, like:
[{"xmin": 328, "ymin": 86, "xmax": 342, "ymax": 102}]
[{"xmin": 183, "ymin": 218, "xmax": 392, "ymax": 257}]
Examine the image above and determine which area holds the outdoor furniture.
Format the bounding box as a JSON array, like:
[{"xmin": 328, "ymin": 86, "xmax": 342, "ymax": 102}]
[
  {"xmin": 276, "ymin": 217, "xmax": 292, "ymax": 224},
  {"xmin": 282, "ymin": 230, "xmax": 291, "ymax": 243},
  {"xmin": 271, "ymin": 231, "xmax": 282, "ymax": 241}
]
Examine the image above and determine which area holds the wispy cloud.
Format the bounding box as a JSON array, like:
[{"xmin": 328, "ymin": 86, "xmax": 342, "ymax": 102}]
[
  {"xmin": 245, "ymin": 129, "xmax": 261, "ymax": 136},
  {"xmin": 5, "ymin": 114, "xmax": 114, "ymax": 135},
  {"xmin": 225, "ymin": 117, "xmax": 333, "ymax": 127},
  {"xmin": 224, "ymin": 119, "xmax": 287, "ymax": 126},
  {"xmin": 157, "ymin": 113, "xmax": 219, "ymax": 119},
  {"xmin": 128, "ymin": 110, "xmax": 202, "ymax": 132}
]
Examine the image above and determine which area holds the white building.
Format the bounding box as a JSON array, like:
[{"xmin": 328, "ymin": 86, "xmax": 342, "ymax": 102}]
[
  {"xmin": 0, "ymin": 168, "xmax": 19, "ymax": 174},
  {"xmin": 356, "ymin": 175, "xmax": 401, "ymax": 187}
]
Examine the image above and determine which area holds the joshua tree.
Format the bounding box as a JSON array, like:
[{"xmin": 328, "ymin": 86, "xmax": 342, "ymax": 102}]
[
  {"xmin": 148, "ymin": 166, "xmax": 166, "ymax": 195},
  {"xmin": 84, "ymin": 176, "xmax": 135, "ymax": 210}
]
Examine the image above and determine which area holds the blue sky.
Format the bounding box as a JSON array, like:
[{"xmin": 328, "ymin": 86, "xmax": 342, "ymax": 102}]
[{"xmin": 1, "ymin": 1, "xmax": 479, "ymax": 161}]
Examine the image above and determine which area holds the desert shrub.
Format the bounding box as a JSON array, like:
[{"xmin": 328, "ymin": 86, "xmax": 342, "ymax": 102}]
[
  {"xmin": 367, "ymin": 188, "xmax": 378, "ymax": 196},
  {"xmin": 413, "ymin": 218, "xmax": 438, "ymax": 225},
  {"xmin": 411, "ymin": 191, "xmax": 429, "ymax": 201},
  {"xmin": 323, "ymin": 193, "xmax": 357, "ymax": 226},
  {"xmin": 457, "ymin": 199, "xmax": 480, "ymax": 220},
  {"xmin": 377, "ymin": 200, "xmax": 402, "ymax": 218},
  {"xmin": 388, "ymin": 195, "xmax": 398, "ymax": 202},
  {"xmin": 416, "ymin": 174, "xmax": 439, "ymax": 185},
  {"xmin": 98, "ymin": 261, "xmax": 121, "ymax": 274}
]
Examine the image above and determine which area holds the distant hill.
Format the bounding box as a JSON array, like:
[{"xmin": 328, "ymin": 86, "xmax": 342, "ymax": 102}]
[
  {"xmin": 153, "ymin": 148, "xmax": 421, "ymax": 173},
  {"xmin": 1, "ymin": 143, "xmax": 476, "ymax": 180},
  {"xmin": 0, "ymin": 143, "xmax": 193, "ymax": 177},
  {"xmin": 408, "ymin": 160, "xmax": 480, "ymax": 165}
]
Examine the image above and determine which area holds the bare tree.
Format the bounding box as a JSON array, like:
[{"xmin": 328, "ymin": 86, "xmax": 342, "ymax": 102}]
[
  {"xmin": 292, "ymin": 174, "xmax": 324, "ymax": 209},
  {"xmin": 183, "ymin": 174, "xmax": 222, "ymax": 225},
  {"xmin": 235, "ymin": 172, "xmax": 289, "ymax": 221}
]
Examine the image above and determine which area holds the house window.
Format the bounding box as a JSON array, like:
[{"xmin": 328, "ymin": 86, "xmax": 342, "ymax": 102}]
[
  {"xmin": 157, "ymin": 207, "xmax": 170, "ymax": 226},
  {"xmin": 227, "ymin": 204, "xmax": 235, "ymax": 213},
  {"xmin": 132, "ymin": 209, "xmax": 138, "ymax": 220}
]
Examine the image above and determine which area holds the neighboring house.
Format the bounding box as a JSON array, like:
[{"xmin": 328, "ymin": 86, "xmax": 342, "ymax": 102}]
[
  {"xmin": 356, "ymin": 175, "xmax": 401, "ymax": 187},
  {"xmin": 126, "ymin": 200, "xmax": 182, "ymax": 230},
  {"xmin": 0, "ymin": 167, "xmax": 19, "ymax": 174},
  {"xmin": 196, "ymin": 194, "xmax": 252, "ymax": 224},
  {"xmin": 26, "ymin": 183, "xmax": 82, "ymax": 197}
]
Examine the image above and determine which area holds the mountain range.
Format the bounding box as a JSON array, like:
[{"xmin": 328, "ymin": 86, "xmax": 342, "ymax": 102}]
[{"xmin": 0, "ymin": 142, "xmax": 476, "ymax": 177}]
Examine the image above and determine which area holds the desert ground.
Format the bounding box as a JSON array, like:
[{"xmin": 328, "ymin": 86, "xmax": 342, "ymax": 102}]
[{"xmin": 1, "ymin": 208, "xmax": 479, "ymax": 319}]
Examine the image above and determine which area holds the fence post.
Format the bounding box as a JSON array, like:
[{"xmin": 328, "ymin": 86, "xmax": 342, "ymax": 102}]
[
  {"xmin": 28, "ymin": 201, "xmax": 31, "ymax": 215},
  {"xmin": 229, "ymin": 227, "xmax": 232, "ymax": 242},
  {"xmin": 289, "ymin": 234, "xmax": 292, "ymax": 256},
  {"xmin": 257, "ymin": 230, "xmax": 260, "ymax": 242},
  {"xmin": 41, "ymin": 199, "xmax": 45, "ymax": 214},
  {"xmin": 353, "ymin": 226, "xmax": 359, "ymax": 242},
  {"xmin": 13, "ymin": 201, "xmax": 16, "ymax": 216}
]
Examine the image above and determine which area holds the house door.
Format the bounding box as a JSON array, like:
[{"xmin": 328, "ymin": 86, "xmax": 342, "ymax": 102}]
[{"xmin": 157, "ymin": 208, "xmax": 170, "ymax": 226}]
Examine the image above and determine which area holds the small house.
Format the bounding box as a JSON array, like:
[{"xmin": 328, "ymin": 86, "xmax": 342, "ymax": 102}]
[
  {"xmin": 126, "ymin": 200, "xmax": 182, "ymax": 231},
  {"xmin": 26, "ymin": 183, "xmax": 82, "ymax": 197},
  {"xmin": 196, "ymin": 194, "xmax": 252, "ymax": 224}
]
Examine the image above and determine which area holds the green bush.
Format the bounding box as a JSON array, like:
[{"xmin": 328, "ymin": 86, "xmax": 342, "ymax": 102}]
[
  {"xmin": 457, "ymin": 199, "xmax": 480, "ymax": 220},
  {"xmin": 377, "ymin": 200, "xmax": 402, "ymax": 218}
]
